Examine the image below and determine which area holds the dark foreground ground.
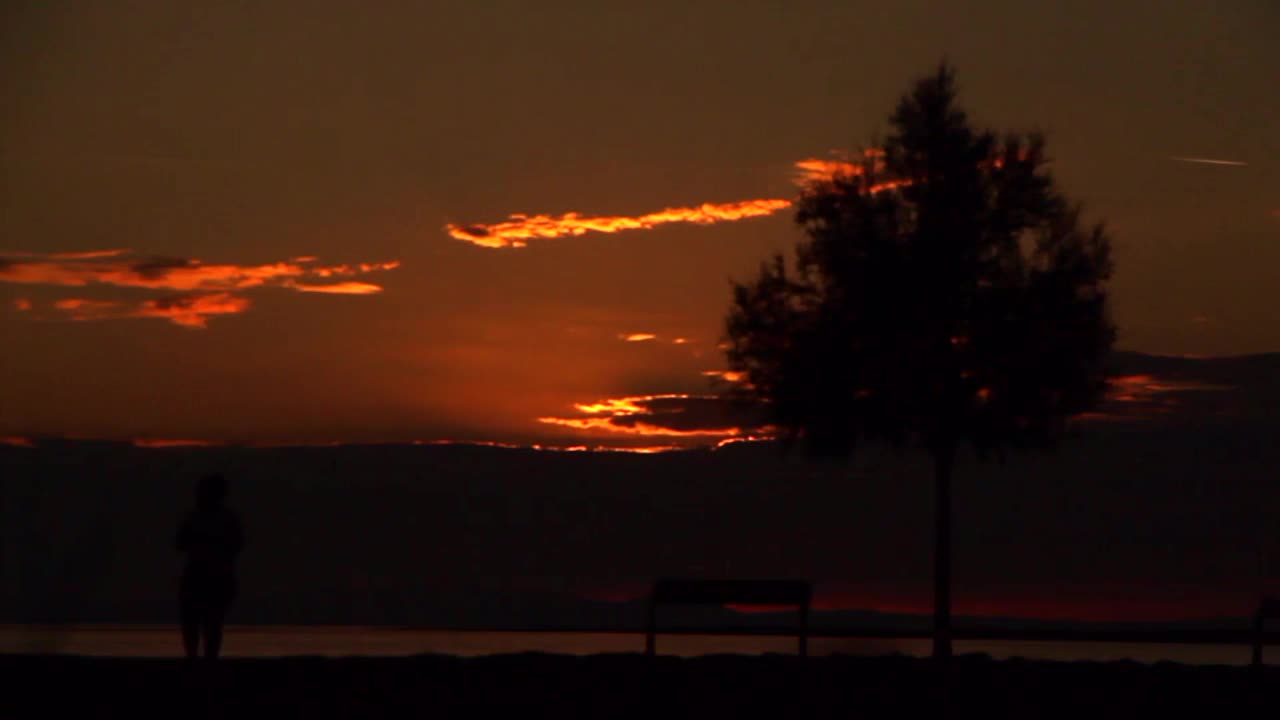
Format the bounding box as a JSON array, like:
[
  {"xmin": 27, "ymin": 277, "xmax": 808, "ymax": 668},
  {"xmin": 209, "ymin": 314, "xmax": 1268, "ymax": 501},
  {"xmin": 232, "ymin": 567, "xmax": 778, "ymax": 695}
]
[{"xmin": 4, "ymin": 653, "xmax": 1277, "ymax": 717}]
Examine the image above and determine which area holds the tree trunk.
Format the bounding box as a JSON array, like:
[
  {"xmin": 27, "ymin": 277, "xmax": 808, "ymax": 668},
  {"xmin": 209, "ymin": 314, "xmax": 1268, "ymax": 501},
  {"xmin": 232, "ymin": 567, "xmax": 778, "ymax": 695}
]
[{"xmin": 932, "ymin": 442, "xmax": 955, "ymax": 660}]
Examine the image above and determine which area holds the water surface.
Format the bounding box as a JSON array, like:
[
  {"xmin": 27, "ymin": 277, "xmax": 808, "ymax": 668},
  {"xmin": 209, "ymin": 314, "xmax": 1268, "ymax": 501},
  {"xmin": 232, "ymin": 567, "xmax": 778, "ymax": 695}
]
[{"xmin": 1, "ymin": 625, "xmax": 1269, "ymax": 666}]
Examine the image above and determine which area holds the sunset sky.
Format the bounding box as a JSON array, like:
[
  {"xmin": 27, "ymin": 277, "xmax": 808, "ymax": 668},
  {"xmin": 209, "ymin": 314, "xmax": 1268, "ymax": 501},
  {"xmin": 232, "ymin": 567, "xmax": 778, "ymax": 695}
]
[{"xmin": 3, "ymin": 1, "xmax": 1278, "ymax": 446}]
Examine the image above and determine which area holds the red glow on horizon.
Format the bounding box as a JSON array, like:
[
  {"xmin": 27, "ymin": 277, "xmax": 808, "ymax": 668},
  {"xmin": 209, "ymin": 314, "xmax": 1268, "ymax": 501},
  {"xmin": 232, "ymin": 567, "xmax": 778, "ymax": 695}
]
[
  {"xmin": 132, "ymin": 438, "xmax": 223, "ymax": 448},
  {"xmin": 1, "ymin": 434, "xmax": 698, "ymax": 454},
  {"xmin": 580, "ymin": 582, "xmax": 1266, "ymax": 623}
]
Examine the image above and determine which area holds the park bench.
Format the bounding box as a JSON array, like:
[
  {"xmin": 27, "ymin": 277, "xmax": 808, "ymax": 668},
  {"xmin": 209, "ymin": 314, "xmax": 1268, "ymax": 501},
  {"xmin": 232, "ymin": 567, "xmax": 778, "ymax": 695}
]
[{"xmin": 644, "ymin": 579, "xmax": 813, "ymax": 657}]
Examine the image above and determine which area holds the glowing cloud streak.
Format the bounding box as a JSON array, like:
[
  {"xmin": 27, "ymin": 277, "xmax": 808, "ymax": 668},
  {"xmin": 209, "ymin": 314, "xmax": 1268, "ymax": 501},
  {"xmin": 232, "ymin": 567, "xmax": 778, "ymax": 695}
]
[
  {"xmin": 1170, "ymin": 156, "xmax": 1247, "ymax": 167},
  {"xmin": 791, "ymin": 149, "xmax": 882, "ymax": 185},
  {"xmin": 618, "ymin": 333, "xmax": 694, "ymax": 344},
  {"xmin": 540, "ymin": 392, "xmax": 768, "ymax": 440},
  {"xmin": 573, "ymin": 397, "xmax": 651, "ymax": 415},
  {"xmin": 446, "ymin": 152, "xmax": 907, "ymax": 248},
  {"xmin": 288, "ymin": 281, "xmax": 385, "ymax": 295},
  {"xmin": 537, "ymin": 415, "xmax": 744, "ymax": 438},
  {"xmin": 701, "ymin": 370, "xmax": 746, "ymax": 383},
  {"xmin": 1, "ymin": 250, "xmax": 399, "ymax": 327},
  {"xmin": 447, "ymin": 199, "xmax": 793, "ymax": 248},
  {"xmin": 54, "ymin": 293, "xmax": 253, "ymax": 328},
  {"xmin": 0, "ymin": 252, "xmax": 399, "ymax": 293}
]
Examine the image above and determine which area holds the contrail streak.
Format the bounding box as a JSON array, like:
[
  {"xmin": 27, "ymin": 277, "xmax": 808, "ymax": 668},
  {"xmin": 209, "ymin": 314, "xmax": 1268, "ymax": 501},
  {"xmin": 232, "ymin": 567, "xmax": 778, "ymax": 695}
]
[{"xmin": 1170, "ymin": 156, "xmax": 1248, "ymax": 167}]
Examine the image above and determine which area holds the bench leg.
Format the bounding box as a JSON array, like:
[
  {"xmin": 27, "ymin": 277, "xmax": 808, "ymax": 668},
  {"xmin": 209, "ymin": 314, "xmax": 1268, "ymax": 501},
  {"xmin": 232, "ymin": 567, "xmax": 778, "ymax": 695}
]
[
  {"xmin": 799, "ymin": 601, "xmax": 809, "ymax": 658},
  {"xmin": 1253, "ymin": 611, "xmax": 1263, "ymax": 666},
  {"xmin": 645, "ymin": 598, "xmax": 656, "ymax": 656}
]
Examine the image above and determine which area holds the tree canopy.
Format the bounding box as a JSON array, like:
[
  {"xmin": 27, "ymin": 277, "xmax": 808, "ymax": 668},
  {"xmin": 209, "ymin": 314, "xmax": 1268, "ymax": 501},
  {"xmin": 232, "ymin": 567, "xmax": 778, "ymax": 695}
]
[{"xmin": 726, "ymin": 65, "xmax": 1115, "ymax": 459}]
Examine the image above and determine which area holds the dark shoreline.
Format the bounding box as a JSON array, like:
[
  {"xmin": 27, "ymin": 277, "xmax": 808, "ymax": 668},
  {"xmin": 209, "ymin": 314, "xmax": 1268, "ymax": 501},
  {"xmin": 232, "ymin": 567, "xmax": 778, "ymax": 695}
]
[
  {"xmin": 6, "ymin": 652, "xmax": 1277, "ymax": 716},
  {"xmin": 10, "ymin": 621, "xmax": 1279, "ymax": 646}
]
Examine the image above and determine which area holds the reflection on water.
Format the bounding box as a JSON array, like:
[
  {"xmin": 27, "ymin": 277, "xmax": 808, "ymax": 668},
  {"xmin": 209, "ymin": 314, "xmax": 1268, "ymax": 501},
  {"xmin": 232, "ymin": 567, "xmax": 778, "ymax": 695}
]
[{"xmin": 0, "ymin": 626, "xmax": 1268, "ymax": 666}]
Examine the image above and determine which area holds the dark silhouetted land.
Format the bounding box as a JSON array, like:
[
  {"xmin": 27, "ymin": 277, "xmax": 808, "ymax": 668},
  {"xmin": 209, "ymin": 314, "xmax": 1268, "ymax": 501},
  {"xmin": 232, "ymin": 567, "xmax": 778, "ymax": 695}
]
[{"xmin": 4, "ymin": 652, "xmax": 1277, "ymax": 716}]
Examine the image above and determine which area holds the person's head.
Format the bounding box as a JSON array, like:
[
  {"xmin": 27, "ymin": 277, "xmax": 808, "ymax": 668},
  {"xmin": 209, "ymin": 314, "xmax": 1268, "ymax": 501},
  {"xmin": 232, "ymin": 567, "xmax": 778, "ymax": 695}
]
[{"xmin": 196, "ymin": 473, "xmax": 228, "ymax": 509}]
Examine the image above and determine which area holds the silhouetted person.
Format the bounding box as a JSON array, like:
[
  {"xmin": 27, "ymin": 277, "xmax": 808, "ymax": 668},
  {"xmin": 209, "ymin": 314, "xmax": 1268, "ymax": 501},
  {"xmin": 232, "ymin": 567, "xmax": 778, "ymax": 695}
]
[{"xmin": 176, "ymin": 473, "xmax": 243, "ymax": 660}]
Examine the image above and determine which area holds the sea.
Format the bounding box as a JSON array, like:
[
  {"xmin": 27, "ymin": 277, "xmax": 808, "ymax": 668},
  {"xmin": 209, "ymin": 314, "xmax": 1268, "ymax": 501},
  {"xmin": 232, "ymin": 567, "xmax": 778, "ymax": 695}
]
[{"xmin": 1, "ymin": 625, "xmax": 1271, "ymax": 666}]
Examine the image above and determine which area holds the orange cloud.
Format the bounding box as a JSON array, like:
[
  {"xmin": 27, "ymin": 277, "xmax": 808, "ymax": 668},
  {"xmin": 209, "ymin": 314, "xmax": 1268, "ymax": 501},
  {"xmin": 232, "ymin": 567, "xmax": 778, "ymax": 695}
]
[
  {"xmin": 54, "ymin": 293, "xmax": 252, "ymax": 328},
  {"xmin": 446, "ymin": 153, "xmax": 907, "ymax": 248},
  {"xmin": 712, "ymin": 435, "xmax": 773, "ymax": 449},
  {"xmin": 1077, "ymin": 373, "xmax": 1236, "ymax": 423},
  {"xmin": 1, "ymin": 436, "xmax": 34, "ymax": 447},
  {"xmin": 13, "ymin": 298, "xmax": 32, "ymax": 311},
  {"xmin": 539, "ymin": 393, "xmax": 770, "ymax": 442},
  {"xmin": 310, "ymin": 261, "xmax": 401, "ymax": 278},
  {"xmin": 0, "ymin": 251, "xmax": 398, "ymax": 293},
  {"xmin": 54, "ymin": 298, "xmax": 121, "ymax": 312},
  {"xmin": 2, "ymin": 251, "xmax": 398, "ymax": 327},
  {"xmin": 4, "ymin": 249, "xmax": 131, "ymax": 260},
  {"xmin": 1106, "ymin": 374, "xmax": 1233, "ymax": 403},
  {"xmin": 447, "ymin": 198, "xmax": 793, "ymax": 248},
  {"xmin": 49, "ymin": 249, "xmax": 132, "ymax": 259},
  {"xmin": 792, "ymin": 150, "xmax": 887, "ymax": 185},
  {"xmin": 573, "ymin": 397, "xmax": 651, "ymax": 415},
  {"xmin": 288, "ymin": 281, "xmax": 384, "ymax": 295},
  {"xmin": 537, "ymin": 415, "xmax": 744, "ymax": 437},
  {"xmin": 701, "ymin": 370, "xmax": 746, "ymax": 383},
  {"xmin": 792, "ymin": 159, "xmax": 865, "ymax": 185},
  {"xmin": 414, "ymin": 439, "xmax": 687, "ymax": 454},
  {"xmin": 618, "ymin": 333, "xmax": 696, "ymax": 344}
]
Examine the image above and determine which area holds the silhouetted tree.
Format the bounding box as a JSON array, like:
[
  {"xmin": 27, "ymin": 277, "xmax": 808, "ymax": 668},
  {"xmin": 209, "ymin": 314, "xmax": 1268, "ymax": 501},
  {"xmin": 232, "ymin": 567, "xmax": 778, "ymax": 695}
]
[{"xmin": 723, "ymin": 64, "xmax": 1115, "ymax": 659}]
